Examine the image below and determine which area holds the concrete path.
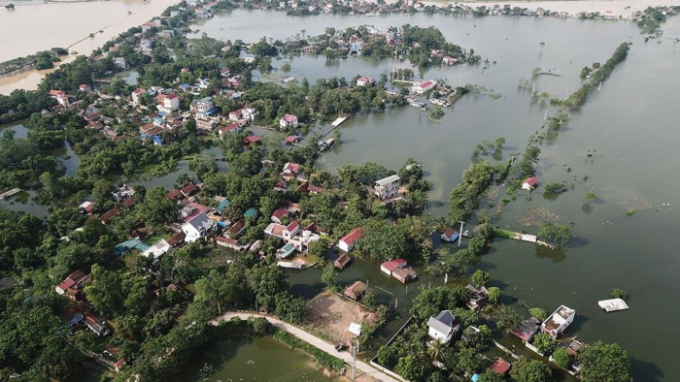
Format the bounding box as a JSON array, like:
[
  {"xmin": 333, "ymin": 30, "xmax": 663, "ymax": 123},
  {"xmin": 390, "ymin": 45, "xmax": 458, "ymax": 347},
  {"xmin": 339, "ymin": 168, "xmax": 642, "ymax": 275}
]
[{"xmin": 211, "ymin": 312, "xmax": 404, "ymax": 382}]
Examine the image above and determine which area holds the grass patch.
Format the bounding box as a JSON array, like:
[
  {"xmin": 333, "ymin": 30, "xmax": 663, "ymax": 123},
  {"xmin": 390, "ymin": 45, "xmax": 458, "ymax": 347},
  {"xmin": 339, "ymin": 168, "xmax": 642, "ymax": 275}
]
[
  {"xmin": 494, "ymin": 229, "xmax": 515, "ymax": 239},
  {"xmin": 272, "ymin": 330, "xmax": 345, "ymax": 371},
  {"xmin": 489, "ymin": 93, "xmax": 502, "ymax": 100},
  {"xmin": 626, "ymin": 209, "xmax": 636, "ymax": 216}
]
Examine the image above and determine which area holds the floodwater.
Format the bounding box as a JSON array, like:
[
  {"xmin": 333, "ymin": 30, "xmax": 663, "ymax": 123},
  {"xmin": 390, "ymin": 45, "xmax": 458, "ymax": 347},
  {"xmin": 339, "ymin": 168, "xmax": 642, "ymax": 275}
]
[
  {"xmin": 4, "ymin": 5, "xmax": 680, "ymax": 380},
  {"xmin": 179, "ymin": 335, "xmax": 338, "ymax": 382},
  {"xmin": 195, "ymin": 10, "xmax": 680, "ymax": 381},
  {"xmin": 0, "ymin": 0, "xmax": 179, "ymax": 93}
]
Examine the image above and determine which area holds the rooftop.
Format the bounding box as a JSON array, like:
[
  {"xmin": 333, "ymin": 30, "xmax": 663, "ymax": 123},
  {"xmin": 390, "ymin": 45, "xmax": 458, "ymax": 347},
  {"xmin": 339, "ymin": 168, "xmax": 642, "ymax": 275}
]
[{"xmin": 375, "ymin": 175, "xmax": 400, "ymax": 186}]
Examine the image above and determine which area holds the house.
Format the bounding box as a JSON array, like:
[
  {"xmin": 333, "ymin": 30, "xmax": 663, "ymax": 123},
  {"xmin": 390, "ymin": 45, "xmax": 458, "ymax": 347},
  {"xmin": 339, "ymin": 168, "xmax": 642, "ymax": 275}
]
[
  {"xmin": 413, "ymin": 80, "xmax": 437, "ymax": 94},
  {"xmin": 196, "ymin": 118, "xmax": 217, "ymax": 131},
  {"xmin": 442, "ymin": 56, "xmax": 458, "ymax": 65},
  {"xmin": 141, "ymin": 239, "xmax": 171, "ymax": 259},
  {"xmin": 83, "ymin": 311, "xmax": 110, "ymax": 336},
  {"xmin": 114, "ymin": 359, "xmax": 127, "ymax": 373},
  {"xmin": 166, "ymin": 232, "xmax": 186, "ymax": 247},
  {"xmin": 113, "ymin": 57, "xmax": 128, "ymax": 69},
  {"xmin": 374, "ymin": 175, "xmax": 400, "ymax": 200},
  {"xmin": 357, "ymin": 76, "xmax": 376, "ymax": 87},
  {"xmin": 279, "ymin": 114, "xmax": 299, "ymax": 128},
  {"xmin": 281, "ymin": 162, "xmax": 300, "ymax": 181},
  {"xmin": 165, "ymin": 189, "xmax": 183, "ymax": 204},
  {"xmin": 227, "ymin": 220, "xmax": 246, "ymax": 238},
  {"xmin": 244, "ymin": 208, "xmax": 259, "ymax": 219},
  {"xmin": 216, "ymin": 236, "xmax": 246, "ymax": 251},
  {"xmin": 243, "ymin": 135, "xmax": 262, "ymax": 146},
  {"xmin": 264, "ymin": 221, "xmax": 319, "ymax": 252},
  {"xmin": 157, "ymin": 94, "xmax": 180, "ymax": 114},
  {"xmin": 465, "ymin": 285, "xmax": 489, "ymax": 311},
  {"xmin": 55, "ymin": 270, "xmax": 88, "ymax": 298},
  {"xmin": 541, "ymin": 305, "xmax": 576, "ymax": 339},
  {"xmin": 220, "ymin": 68, "xmax": 231, "ymax": 77},
  {"xmin": 114, "ymin": 238, "xmax": 150, "ymax": 256},
  {"xmin": 271, "ymin": 208, "xmax": 289, "ymax": 224},
  {"xmin": 512, "ymin": 317, "xmax": 541, "ymax": 343},
  {"xmin": 338, "ymin": 227, "xmax": 364, "ymax": 252},
  {"xmin": 239, "ymin": 51, "xmax": 255, "ymax": 63},
  {"xmin": 242, "ymin": 106, "xmax": 258, "ymax": 121},
  {"xmin": 181, "ymin": 213, "xmax": 213, "ymax": 243},
  {"xmin": 427, "ymin": 310, "xmax": 460, "ymax": 344},
  {"xmin": 180, "ymin": 203, "xmax": 210, "ymax": 222},
  {"xmin": 112, "ymin": 185, "xmax": 135, "ymax": 202},
  {"xmin": 218, "ymin": 124, "xmax": 241, "ymax": 136},
  {"xmin": 490, "ymin": 358, "xmax": 511, "ymax": 375},
  {"xmin": 79, "ymin": 201, "xmax": 95, "ymax": 215},
  {"xmin": 440, "ymin": 228, "xmax": 459, "ymax": 243},
  {"xmin": 194, "ymin": 96, "xmax": 216, "ymax": 114},
  {"xmin": 49, "ymin": 90, "xmax": 69, "ymax": 107},
  {"xmin": 229, "ymin": 109, "xmax": 243, "ymax": 121},
  {"xmin": 522, "ymin": 177, "xmax": 538, "ymax": 190},
  {"xmin": 101, "ymin": 207, "xmax": 121, "ymax": 224},
  {"xmin": 334, "ymin": 254, "xmax": 352, "ymax": 270},
  {"xmin": 344, "ymin": 281, "xmax": 367, "ymax": 300},
  {"xmin": 79, "ymin": 84, "xmax": 92, "ymax": 92},
  {"xmin": 276, "ymin": 243, "xmax": 297, "ymax": 259},
  {"xmin": 132, "ymin": 88, "xmax": 146, "ymax": 105},
  {"xmin": 392, "ymin": 266, "xmax": 418, "ymax": 283},
  {"xmin": 380, "ymin": 258, "xmax": 407, "ymax": 275},
  {"xmin": 180, "ymin": 182, "xmax": 198, "ymax": 198}
]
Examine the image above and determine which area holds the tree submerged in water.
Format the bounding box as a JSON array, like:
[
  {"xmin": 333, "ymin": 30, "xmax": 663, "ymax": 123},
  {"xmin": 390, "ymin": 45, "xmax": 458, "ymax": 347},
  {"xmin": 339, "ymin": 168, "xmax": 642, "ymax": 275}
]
[
  {"xmin": 5, "ymin": 3, "xmax": 15, "ymax": 9},
  {"xmin": 429, "ymin": 107, "xmax": 445, "ymax": 120}
]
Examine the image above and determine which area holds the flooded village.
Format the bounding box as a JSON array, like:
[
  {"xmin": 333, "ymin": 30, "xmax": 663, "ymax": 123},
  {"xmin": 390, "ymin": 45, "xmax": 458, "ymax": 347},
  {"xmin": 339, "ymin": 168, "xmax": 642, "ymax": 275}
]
[{"xmin": 1, "ymin": 0, "xmax": 680, "ymax": 382}]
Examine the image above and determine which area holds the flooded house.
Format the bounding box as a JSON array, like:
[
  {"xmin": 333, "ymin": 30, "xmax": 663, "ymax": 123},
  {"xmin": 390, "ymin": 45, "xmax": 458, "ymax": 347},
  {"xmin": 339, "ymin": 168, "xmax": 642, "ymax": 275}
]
[{"xmin": 541, "ymin": 305, "xmax": 576, "ymax": 338}]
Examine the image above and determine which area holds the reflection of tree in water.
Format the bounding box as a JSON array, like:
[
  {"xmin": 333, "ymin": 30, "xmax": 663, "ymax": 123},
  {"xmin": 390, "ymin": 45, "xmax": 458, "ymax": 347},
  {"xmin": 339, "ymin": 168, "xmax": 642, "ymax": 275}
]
[{"xmin": 534, "ymin": 245, "xmax": 566, "ymax": 264}]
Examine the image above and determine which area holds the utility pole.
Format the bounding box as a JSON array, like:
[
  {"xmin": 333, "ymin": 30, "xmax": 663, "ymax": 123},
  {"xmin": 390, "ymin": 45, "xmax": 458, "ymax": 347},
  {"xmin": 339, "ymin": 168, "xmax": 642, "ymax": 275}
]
[
  {"xmin": 564, "ymin": 86, "xmax": 569, "ymax": 99},
  {"xmin": 458, "ymin": 221, "xmax": 465, "ymax": 247},
  {"xmin": 544, "ymin": 110, "xmax": 548, "ymax": 121}
]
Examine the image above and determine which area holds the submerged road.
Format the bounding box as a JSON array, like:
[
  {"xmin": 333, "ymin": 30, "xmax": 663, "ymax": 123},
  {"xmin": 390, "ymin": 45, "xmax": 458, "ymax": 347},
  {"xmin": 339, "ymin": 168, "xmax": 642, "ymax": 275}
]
[{"xmin": 211, "ymin": 312, "xmax": 404, "ymax": 382}]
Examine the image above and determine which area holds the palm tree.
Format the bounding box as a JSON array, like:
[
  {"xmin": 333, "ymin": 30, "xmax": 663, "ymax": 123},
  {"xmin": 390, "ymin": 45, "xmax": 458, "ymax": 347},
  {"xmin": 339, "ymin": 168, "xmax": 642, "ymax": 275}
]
[{"xmin": 427, "ymin": 339, "xmax": 448, "ymax": 367}]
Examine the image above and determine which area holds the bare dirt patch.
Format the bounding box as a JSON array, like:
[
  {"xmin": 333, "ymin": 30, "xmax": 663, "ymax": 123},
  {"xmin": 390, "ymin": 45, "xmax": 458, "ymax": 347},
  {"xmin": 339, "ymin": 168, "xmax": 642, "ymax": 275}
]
[{"xmin": 307, "ymin": 291, "xmax": 371, "ymax": 345}]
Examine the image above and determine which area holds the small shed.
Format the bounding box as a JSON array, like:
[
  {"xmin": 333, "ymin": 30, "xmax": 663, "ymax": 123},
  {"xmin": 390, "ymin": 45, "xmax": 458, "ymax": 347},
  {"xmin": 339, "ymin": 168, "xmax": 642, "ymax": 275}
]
[
  {"xmin": 522, "ymin": 177, "xmax": 538, "ymax": 190},
  {"xmin": 392, "ymin": 267, "xmax": 418, "ymax": 284},
  {"xmin": 441, "ymin": 228, "xmax": 459, "ymax": 243},
  {"xmin": 491, "ymin": 358, "xmax": 511, "ymax": 375},
  {"xmin": 334, "ymin": 254, "xmax": 352, "ymax": 270},
  {"xmin": 344, "ymin": 281, "xmax": 367, "ymax": 300}
]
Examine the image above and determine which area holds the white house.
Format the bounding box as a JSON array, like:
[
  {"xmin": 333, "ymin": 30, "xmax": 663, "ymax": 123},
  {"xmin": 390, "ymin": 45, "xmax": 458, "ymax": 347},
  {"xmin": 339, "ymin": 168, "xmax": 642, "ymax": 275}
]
[
  {"xmin": 522, "ymin": 177, "xmax": 538, "ymax": 190},
  {"xmin": 442, "ymin": 56, "xmax": 458, "ymax": 65},
  {"xmin": 229, "ymin": 109, "xmax": 243, "ymax": 121},
  {"xmin": 412, "ymin": 80, "xmax": 437, "ymax": 94},
  {"xmin": 264, "ymin": 221, "xmax": 320, "ymax": 252},
  {"xmin": 338, "ymin": 227, "xmax": 364, "ymax": 252},
  {"xmin": 357, "ymin": 76, "xmax": 376, "ymax": 87},
  {"xmin": 112, "ymin": 185, "xmax": 135, "ymax": 202},
  {"xmin": 141, "ymin": 239, "xmax": 171, "ymax": 259},
  {"xmin": 243, "ymin": 106, "xmax": 258, "ymax": 121},
  {"xmin": 194, "ymin": 97, "xmax": 214, "ymax": 113},
  {"xmin": 374, "ymin": 175, "xmax": 400, "ymax": 200},
  {"xmin": 157, "ymin": 94, "xmax": 180, "ymax": 114},
  {"xmin": 279, "ymin": 114, "xmax": 299, "ymax": 128},
  {"xmin": 427, "ymin": 310, "xmax": 460, "ymax": 344},
  {"xmin": 49, "ymin": 90, "xmax": 69, "ymax": 107},
  {"xmin": 181, "ymin": 212, "xmax": 213, "ymax": 243},
  {"xmin": 541, "ymin": 305, "xmax": 576, "ymax": 339}
]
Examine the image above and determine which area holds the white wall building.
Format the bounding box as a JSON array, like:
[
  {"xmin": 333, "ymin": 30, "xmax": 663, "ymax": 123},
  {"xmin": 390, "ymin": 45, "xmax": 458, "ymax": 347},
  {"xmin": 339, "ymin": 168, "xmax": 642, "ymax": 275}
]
[
  {"xmin": 374, "ymin": 175, "xmax": 400, "ymax": 200},
  {"xmin": 181, "ymin": 213, "xmax": 213, "ymax": 243}
]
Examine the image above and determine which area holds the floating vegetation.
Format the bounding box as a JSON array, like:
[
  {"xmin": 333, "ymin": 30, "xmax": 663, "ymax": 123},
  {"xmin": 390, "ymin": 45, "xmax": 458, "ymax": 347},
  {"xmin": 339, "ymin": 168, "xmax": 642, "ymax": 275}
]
[
  {"xmin": 626, "ymin": 209, "xmax": 637, "ymax": 216},
  {"xmin": 518, "ymin": 207, "xmax": 562, "ymax": 227}
]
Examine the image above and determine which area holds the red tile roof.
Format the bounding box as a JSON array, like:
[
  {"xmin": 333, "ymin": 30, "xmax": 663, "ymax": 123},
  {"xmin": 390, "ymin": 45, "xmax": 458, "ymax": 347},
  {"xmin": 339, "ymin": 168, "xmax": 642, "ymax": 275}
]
[
  {"xmin": 491, "ymin": 358, "xmax": 511, "ymax": 375},
  {"xmin": 121, "ymin": 197, "xmax": 135, "ymax": 208},
  {"xmin": 229, "ymin": 220, "xmax": 245, "ymax": 236},
  {"xmin": 286, "ymin": 221, "xmax": 300, "ymax": 232},
  {"xmin": 101, "ymin": 207, "xmax": 121, "ymax": 222},
  {"xmin": 165, "ymin": 189, "xmax": 182, "ymax": 201},
  {"xmin": 217, "ymin": 236, "xmax": 239, "ymax": 246},
  {"xmin": 272, "ymin": 208, "xmax": 289, "ymax": 221},
  {"xmin": 340, "ymin": 227, "xmax": 364, "ymax": 247},
  {"xmin": 381, "ymin": 258, "xmax": 407, "ymax": 272},
  {"xmin": 181, "ymin": 182, "xmax": 198, "ymax": 196},
  {"xmin": 244, "ymin": 135, "xmax": 261, "ymax": 144},
  {"xmin": 524, "ymin": 177, "xmax": 538, "ymax": 186}
]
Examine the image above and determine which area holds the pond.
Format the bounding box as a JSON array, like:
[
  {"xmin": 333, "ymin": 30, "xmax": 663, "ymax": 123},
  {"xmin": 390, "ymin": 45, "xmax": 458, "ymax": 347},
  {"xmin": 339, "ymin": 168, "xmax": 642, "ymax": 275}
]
[{"xmin": 179, "ymin": 335, "xmax": 339, "ymax": 382}]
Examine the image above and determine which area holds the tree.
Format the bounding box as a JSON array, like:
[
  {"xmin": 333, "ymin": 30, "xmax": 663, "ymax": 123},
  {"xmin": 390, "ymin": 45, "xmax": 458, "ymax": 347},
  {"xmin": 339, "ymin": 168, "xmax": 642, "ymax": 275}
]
[
  {"xmin": 471, "ymin": 270, "xmax": 490, "ymax": 288},
  {"xmin": 611, "ymin": 288, "xmax": 628, "ymax": 300},
  {"xmin": 532, "ymin": 333, "xmax": 557, "ymax": 354},
  {"xmin": 487, "ymin": 286, "xmax": 501, "ymax": 305},
  {"xmin": 320, "ymin": 263, "xmax": 338, "ymax": 286},
  {"xmin": 395, "ymin": 355, "xmax": 426, "ymax": 381},
  {"xmin": 251, "ymin": 317, "xmax": 272, "ymax": 335},
  {"xmin": 537, "ymin": 221, "xmax": 571, "ymax": 247},
  {"xmin": 578, "ymin": 341, "xmax": 633, "ymax": 382},
  {"xmin": 479, "ymin": 370, "xmax": 506, "ymax": 382},
  {"xmin": 427, "ymin": 339, "xmax": 448, "ymax": 365},
  {"xmin": 194, "ymin": 269, "xmax": 229, "ymax": 315},
  {"xmin": 377, "ymin": 345, "xmax": 398, "ymax": 368},
  {"xmin": 553, "ymin": 348, "xmax": 572, "ymax": 369},
  {"xmin": 364, "ymin": 293, "xmax": 377, "ymax": 310},
  {"xmin": 137, "ymin": 187, "xmax": 177, "ymax": 226},
  {"xmin": 529, "ymin": 307, "xmax": 547, "ymax": 322},
  {"xmin": 544, "ymin": 182, "xmax": 567, "ymax": 194},
  {"xmin": 509, "ymin": 356, "xmax": 552, "ymax": 382},
  {"xmin": 84, "ymin": 264, "xmax": 123, "ymax": 315},
  {"xmin": 496, "ymin": 306, "xmax": 522, "ymax": 332}
]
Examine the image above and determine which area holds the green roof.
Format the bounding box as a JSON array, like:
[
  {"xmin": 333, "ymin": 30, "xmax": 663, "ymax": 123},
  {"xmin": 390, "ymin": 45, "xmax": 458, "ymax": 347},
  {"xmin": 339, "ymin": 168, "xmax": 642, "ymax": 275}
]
[
  {"xmin": 114, "ymin": 239, "xmax": 150, "ymax": 255},
  {"xmin": 244, "ymin": 207, "xmax": 258, "ymax": 218},
  {"xmin": 216, "ymin": 199, "xmax": 231, "ymax": 213}
]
